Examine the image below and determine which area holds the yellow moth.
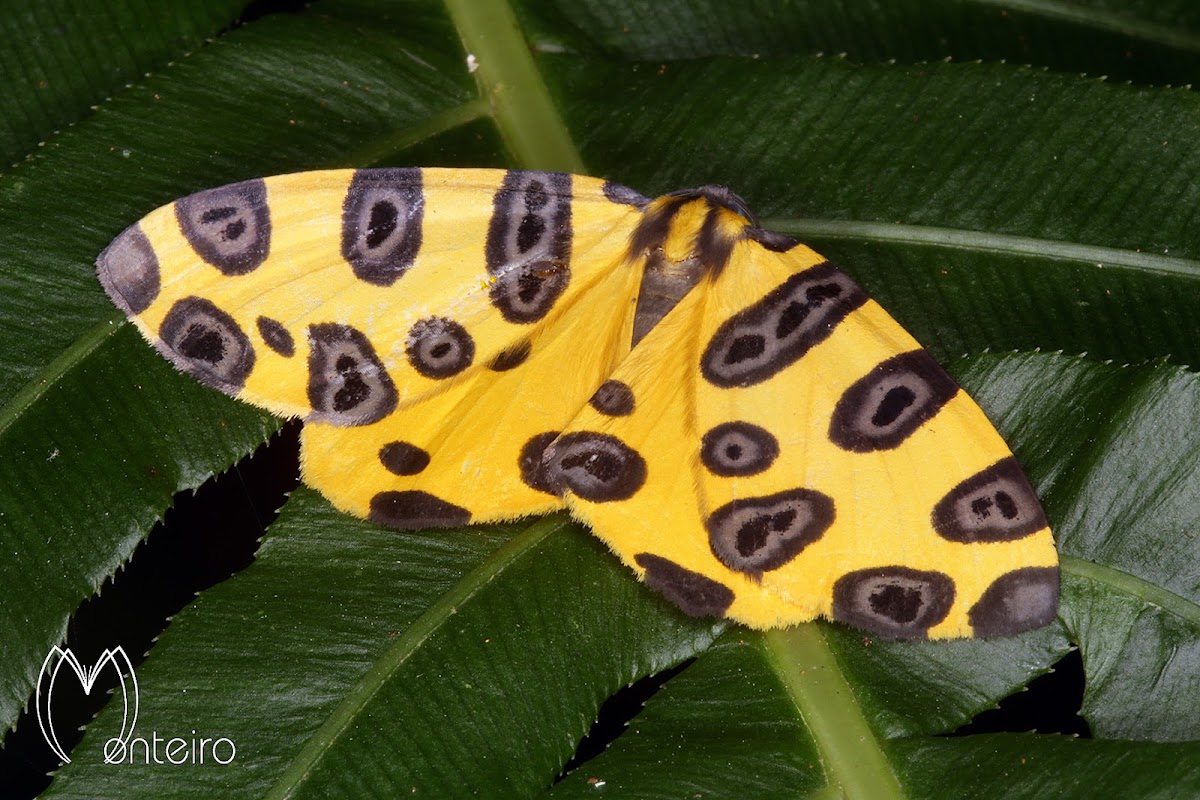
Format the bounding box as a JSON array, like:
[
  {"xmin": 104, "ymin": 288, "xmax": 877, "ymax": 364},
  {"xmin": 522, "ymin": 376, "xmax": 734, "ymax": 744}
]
[{"xmin": 97, "ymin": 168, "xmax": 1059, "ymax": 639}]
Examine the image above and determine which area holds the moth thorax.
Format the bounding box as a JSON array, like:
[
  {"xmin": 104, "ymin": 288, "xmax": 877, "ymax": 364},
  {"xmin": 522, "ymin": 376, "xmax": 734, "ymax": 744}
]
[
  {"xmin": 632, "ymin": 251, "xmax": 707, "ymax": 345},
  {"xmin": 631, "ymin": 195, "xmax": 751, "ymax": 346}
]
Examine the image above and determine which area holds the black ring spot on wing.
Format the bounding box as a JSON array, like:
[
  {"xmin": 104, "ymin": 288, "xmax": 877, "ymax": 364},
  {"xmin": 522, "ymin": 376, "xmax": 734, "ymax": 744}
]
[
  {"xmin": 256, "ymin": 316, "xmax": 295, "ymax": 357},
  {"xmin": 969, "ymin": 567, "xmax": 1060, "ymax": 637},
  {"xmin": 932, "ymin": 458, "xmax": 1049, "ymax": 543},
  {"xmin": 379, "ymin": 441, "xmax": 431, "ymax": 476},
  {"xmin": 542, "ymin": 432, "xmax": 647, "ymax": 502},
  {"xmin": 341, "ymin": 168, "xmax": 424, "ymax": 286},
  {"xmin": 701, "ymin": 263, "xmax": 867, "ymax": 388},
  {"xmin": 96, "ymin": 224, "xmax": 160, "ymax": 315},
  {"xmin": 832, "ymin": 567, "xmax": 955, "ymax": 639},
  {"xmin": 175, "ymin": 178, "xmax": 270, "ymax": 275},
  {"xmin": 369, "ymin": 491, "xmax": 470, "ymax": 529},
  {"xmin": 706, "ymin": 488, "xmax": 834, "ymax": 575},
  {"xmin": 634, "ymin": 553, "xmax": 735, "ymax": 617},
  {"xmin": 489, "ymin": 340, "xmax": 531, "ymax": 372},
  {"xmin": 589, "ymin": 380, "xmax": 635, "ymax": 416},
  {"xmin": 829, "ymin": 351, "xmax": 960, "ymax": 452},
  {"xmin": 518, "ymin": 431, "xmax": 561, "ymax": 495},
  {"xmin": 307, "ymin": 322, "xmax": 398, "ymax": 426},
  {"xmin": 158, "ymin": 297, "xmax": 255, "ymax": 394},
  {"xmin": 700, "ymin": 422, "xmax": 779, "ymax": 477},
  {"xmin": 406, "ymin": 317, "xmax": 474, "ymax": 379},
  {"xmin": 485, "ymin": 171, "xmax": 572, "ymax": 323}
]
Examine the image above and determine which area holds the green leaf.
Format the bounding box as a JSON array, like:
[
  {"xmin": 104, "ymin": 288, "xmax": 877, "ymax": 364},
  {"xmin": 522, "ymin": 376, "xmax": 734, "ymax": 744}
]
[
  {"xmin": 519, "ymin": 0, "xmax": 1200, "ymax": 86},
  {"xmin": 39, "ymin": 493, "xmax": 724, "ymax": 798},
  {"xmin": 896, "ymin": 735, "xmax": 1200, "ymax": 799},
  {"xmin": 550, "ymin": 631, "xmax": 825, "ymax": 798},
  {"xmin": 39, "ymin": 352, "xmax": 1200, "ymax": 797},
  {"xmin": 0, "ymin": 0, "xmax": 250, "ymax": 166},
  {"xmin": 3, "ymin": 1, "xmax": 1199, "ymax": 797},
  {"xmin": 958, "ymin": 354, "xmax": 1200, "ymax": 742},
  {"xmin": 0, "ymin": 324, "xmax": 278, "ymax": 733},
  {"xmin": 0, "ymin": 0, "xmax": 475, "ymax": 732},
  {"xmin": 556, "ymin": 55, "xmax": 1200, "ymax": 364}
]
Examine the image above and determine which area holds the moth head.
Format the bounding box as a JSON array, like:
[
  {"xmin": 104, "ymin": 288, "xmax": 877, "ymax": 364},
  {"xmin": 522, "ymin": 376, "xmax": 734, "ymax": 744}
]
[{"xmin": 666, "ymin": 185, "xmax": 758, "ymax": 224}]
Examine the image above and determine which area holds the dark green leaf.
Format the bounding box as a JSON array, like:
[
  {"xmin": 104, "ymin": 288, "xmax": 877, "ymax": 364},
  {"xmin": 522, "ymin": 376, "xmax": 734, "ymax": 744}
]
[
  {"xmin": 0, "ymin": 0, "xmax": 473, "ymax": 732},
  {"xmin": 2, "ymin": 1, "xmax": 1199, "ymax": 798},
  {"xmin": 897, "ymin": 734, "xmax": 1200, "ymax": 799},
  {"xmin": 41, "ymin": 353, "xmax": 1200, "ymax": 798},
  {"xmin": 550, "ymin": 632, "xmax": 822, "ymax": 798},
  {"xmin": 520, "ymin": 0, "xmax": 1200, "ymax": 87},
  {"xmin": 556, "ymin": 55, "xmax": 1200, "ymax": 364},
  {"xmin": 0, "ymin": 324, "xmax": 278, "ymax": 728},
  {"xmin": 957, "ymin": 353, "xmax": 1200, "ymax": 742},
  {"xmin": 0, "ymin": 0, "xmax": 250, "ymax": 166},
  {"xmin": 40, "ymin": 494, "xmax": 722, "ymax": 799}
]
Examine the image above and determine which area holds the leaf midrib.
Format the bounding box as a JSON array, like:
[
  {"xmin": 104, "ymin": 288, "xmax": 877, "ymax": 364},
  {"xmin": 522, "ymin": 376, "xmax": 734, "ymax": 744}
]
[
  {"xmin": 262, "ymin": 516, "xmax": 567, "ymax": 799},
  {"xmin": 981, "ymin": 0, "xmax": 1200, "ymax": 55},
  {"xmin": 766, "ymin": 217, "xmax": 1200, "ymax": 281},
  {"xmin": 765, "ymin": 626, "xmax": 906, "ymax": 800},
  {"xmin": 0, "ymin": 311, "xmax": 122, "ymax": 438},
  {"xmin": 1062, "ymin": 555, "xmax": 1200, "ymax": 628}
]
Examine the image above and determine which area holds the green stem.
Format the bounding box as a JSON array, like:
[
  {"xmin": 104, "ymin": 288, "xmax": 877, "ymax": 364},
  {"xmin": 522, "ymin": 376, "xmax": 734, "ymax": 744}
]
[
  {"xmin": 263, "ymin": 516, "xmax": 566, "ymax": 799},
  {"xmin": 765, "ymin": 625, "xmax": 906, "ymax": 800},
  {"xmin": 443, "ymin": 0, "xmax": 585, "ymax": 172}
]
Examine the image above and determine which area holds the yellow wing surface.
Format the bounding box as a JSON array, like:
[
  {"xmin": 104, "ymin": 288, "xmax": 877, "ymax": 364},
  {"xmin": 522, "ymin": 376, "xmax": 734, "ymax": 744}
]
[
  {"xmin": 99, "ymin": 168, "xmax": 647, "ymax": 526},
  {"xmin": 530, "ymin": 192, "xmax": 1058, "ymax": 639},
  {"xmin": 98, "ymin": 169, "xmax": 1058, "ymax": 639}
]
